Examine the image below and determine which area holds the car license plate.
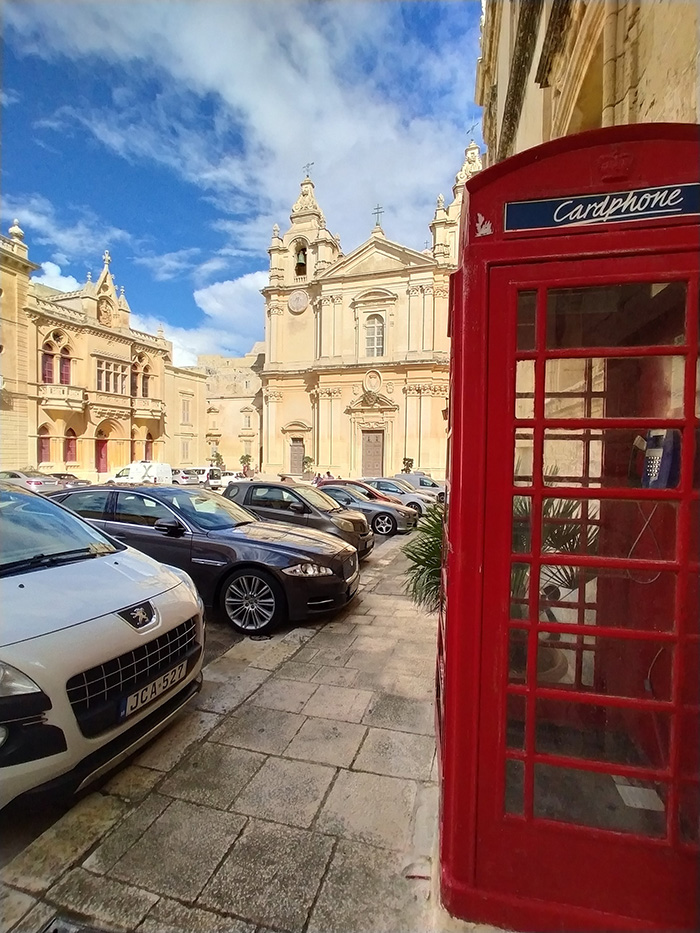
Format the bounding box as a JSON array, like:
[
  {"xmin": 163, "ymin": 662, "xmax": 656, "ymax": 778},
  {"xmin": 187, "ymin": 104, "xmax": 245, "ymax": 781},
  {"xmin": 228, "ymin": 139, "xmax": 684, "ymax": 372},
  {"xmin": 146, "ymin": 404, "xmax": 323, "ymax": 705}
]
[{"xmin": 120, "ymin": 662, "xmax": 187, "ymax": 719}]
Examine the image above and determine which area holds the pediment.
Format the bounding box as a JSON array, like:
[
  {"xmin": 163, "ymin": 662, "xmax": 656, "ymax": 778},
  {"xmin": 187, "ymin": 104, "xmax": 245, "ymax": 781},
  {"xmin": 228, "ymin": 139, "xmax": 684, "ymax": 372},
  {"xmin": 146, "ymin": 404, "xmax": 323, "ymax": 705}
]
[
  {"xmin": 346, "ymin": 391, "xmax": 398, "ymax": 413},
  {"xmin": 318, "ymin": 236, "xmax": 435, "ymax": 281}
]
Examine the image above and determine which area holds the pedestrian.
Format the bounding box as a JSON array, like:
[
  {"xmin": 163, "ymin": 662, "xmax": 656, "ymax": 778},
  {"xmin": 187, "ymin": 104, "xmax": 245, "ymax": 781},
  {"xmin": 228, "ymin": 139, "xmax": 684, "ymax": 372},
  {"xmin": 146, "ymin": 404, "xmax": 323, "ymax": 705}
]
[{"xmin": 325, "ymin": 470, "xmax": 334, "ymax": 479}]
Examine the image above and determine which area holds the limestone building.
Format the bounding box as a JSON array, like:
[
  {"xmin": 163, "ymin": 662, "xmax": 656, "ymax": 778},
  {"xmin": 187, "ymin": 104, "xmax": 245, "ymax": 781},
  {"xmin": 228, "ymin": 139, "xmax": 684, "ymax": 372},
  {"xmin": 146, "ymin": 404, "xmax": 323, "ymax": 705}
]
[
  {"xmin": 0, "ymin": 222, "xmax": 208, "ymax": 479},
  {"xmin": 198, "ymin": 345, "xmax": 264, "ymax": 471},
  {"xmin": 260, "ymin": 148, "xmax": 482, "ymax": 480},
  {"xmin": 476, "ymin": 0, "xmax": 698, "ymax": 163}
]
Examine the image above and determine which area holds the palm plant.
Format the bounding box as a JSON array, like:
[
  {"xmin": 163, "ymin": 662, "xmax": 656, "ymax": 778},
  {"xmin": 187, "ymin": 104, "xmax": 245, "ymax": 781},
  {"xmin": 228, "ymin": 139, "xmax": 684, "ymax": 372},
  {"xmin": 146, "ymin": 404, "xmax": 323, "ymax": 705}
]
[{"xmin": 402, "ymin": 503, "xmax": 444, "ymax": 613}]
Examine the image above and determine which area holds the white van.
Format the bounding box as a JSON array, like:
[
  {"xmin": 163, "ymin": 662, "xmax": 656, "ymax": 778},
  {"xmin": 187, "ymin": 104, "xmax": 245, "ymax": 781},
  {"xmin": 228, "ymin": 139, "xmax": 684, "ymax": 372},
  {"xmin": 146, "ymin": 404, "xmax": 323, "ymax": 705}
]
[
  {"xmin": 108, "ymin": 461, "xmax": 173, "ymax": 485},
  {"xmin": 190, "ymin": 466, "xmax": 222, "ymax": 489}
]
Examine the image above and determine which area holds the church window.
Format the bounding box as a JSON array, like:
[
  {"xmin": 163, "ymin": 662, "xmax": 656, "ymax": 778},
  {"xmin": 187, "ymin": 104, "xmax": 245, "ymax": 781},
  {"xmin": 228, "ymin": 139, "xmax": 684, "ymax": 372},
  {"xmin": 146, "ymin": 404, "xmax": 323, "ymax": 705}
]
[
  {"xmin": 64, "ymin": 429, "xmax": 77, "ymax": 462},
  {"xmin": 365, "ymin": 314, "xmax": 385, "ymax": 357},
  {"xmin": 59, "ymin": 347, "xmax": 71, "ymax": 385},
  {"xmin": 96, "ymin": 360, "xmax": 104, "ymax": 391},
  {"xmin": 41, "ymin": 344, "xmax": 55, "ymax": 384},
  {"xmin": 104, "ymin": 362, "xmax": 112, "ymax": 393},
  {"xmin": 142, "ymin": 367, "xmax": 150, "ymax": 398},
  {"xmin": 131, "ymin": 366, "xmax": 139, "ymax": 397},
  {"xmin": 181, "ymin": 397, "xmax": 191, "ymax": 424},
  {"xmin": 37, "ymin": 425, "xmax": 51, "ymax": 463},
  {"xmin": 244, "ymin": 414, "xmax": 251, "ymax": 429},
  {"xmin": 295, "ymin": 245, "xmax": 307, "ymax": 276}
]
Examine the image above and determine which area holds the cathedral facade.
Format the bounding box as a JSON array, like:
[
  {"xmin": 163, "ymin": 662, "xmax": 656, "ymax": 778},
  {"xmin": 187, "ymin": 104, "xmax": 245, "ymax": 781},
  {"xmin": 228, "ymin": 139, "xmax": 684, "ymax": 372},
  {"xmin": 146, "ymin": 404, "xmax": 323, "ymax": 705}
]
[{"xmin": 259, "ymin": 146, "xmax": 481, "ymax": 480}]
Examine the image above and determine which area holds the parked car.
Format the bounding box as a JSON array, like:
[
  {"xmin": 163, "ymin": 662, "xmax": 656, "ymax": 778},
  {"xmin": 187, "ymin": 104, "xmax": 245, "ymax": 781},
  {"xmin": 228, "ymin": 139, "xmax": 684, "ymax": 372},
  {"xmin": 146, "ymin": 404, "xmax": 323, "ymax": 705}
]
[
  {"xmin": 107, "ymin": 461, "xmax": 173, "ymax": 486},
  {"xmin": 362, "ymin": 477, "xmax": 439, "ymax": 515},
  {"xmin": 0, "ymin": 470, "xmax": 62, "ymax": 493},
  {"xmin": 321, "ymin": 484, "xmax": 417, "ymax": 536},
  {"xmin": 0, "ymin": 481, "xmax": 204, "ymax": 811},
  {"xmin": 171, "ymin": 468, "xmax": 200, "ymax": 486},
  {"xmin": 49, "ymin": 485, "xmax": 360, "ymax": 635},
  {"xmin": 224, "ymin": 480, "xmax": 374, "ymax": 559},
  {"xmin": 190, "ymin": 466, "xmax": 223, "ymax": 490},
  {"xmin": 394, "ymin": 472, "xmax": 445, "ymax": 501},
  {"xmin": 316, "ymin": 478, "xmax": 404, "ymax": 506},
  {"xmin": 49, "ymin": 472, "xmax": 92, "ymax": 488}
]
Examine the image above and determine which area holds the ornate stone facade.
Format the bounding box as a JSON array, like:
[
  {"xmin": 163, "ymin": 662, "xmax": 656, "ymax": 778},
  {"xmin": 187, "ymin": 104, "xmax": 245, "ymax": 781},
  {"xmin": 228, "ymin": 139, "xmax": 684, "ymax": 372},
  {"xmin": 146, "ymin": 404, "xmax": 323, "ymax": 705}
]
[
  {"xmin": 259, "ymin": 168, "xmax": 473, "ymax": 479},
  {"xmin": 0, "ymin": 225, "xmax": 208, "ymax": 478},
  {"xmin": 476, "ymin": 0, "xmax": 698, "ymax": 164}
]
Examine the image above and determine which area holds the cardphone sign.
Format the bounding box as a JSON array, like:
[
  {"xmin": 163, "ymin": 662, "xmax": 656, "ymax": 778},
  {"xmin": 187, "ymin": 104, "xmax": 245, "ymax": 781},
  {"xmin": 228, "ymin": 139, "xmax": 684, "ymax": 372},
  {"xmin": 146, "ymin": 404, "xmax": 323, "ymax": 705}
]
[{"xmin": 504, "ymin": 182, "xmax": 700, "ymax": 232}]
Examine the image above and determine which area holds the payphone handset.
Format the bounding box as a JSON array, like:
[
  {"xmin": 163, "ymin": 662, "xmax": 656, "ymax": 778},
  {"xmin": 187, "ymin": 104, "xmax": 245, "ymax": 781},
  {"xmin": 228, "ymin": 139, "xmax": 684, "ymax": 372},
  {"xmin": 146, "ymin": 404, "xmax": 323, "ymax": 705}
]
[{"xmin": 638, "ymin": 429, "xmax": 681, "ymax": 489}]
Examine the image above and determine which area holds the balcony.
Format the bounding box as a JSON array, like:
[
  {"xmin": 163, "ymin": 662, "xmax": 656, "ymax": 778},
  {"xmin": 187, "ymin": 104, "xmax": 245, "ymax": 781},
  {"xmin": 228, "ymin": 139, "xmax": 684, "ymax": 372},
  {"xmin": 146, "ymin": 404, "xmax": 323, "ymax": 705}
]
[
  {"xmin": 39, "ymin": 384, "xmax": 87, "ymax": 412},
  {"xmin": 131, "ymin": 397, "xmax": 164, "ymax": 420}
]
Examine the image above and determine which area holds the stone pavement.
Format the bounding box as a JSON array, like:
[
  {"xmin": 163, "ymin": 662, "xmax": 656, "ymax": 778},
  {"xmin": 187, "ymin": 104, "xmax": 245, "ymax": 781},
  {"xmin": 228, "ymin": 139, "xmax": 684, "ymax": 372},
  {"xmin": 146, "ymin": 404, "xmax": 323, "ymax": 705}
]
[{"xmin": 2, "ymin": 536, "xmax": 502, "ymax": 933}]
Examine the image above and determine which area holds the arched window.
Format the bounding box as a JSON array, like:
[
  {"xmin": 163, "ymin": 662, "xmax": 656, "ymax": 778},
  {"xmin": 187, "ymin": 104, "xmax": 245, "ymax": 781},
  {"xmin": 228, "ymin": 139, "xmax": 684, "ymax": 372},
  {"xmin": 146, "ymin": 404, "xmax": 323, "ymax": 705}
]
[
  {"xmin": 142, "ymin": 367, "xmax": 150, "ymax": 398},
  {"xmin": 365, "ymin": 314, "xmax": 385, "ymax": 357},
  {"xmin": 131, "ymin": 364, "xmax": 139, "ymax": 397},
  {"xmin": 95, "ymin": 429, "xmax": 108, "ymax": 473},
  {"xmin": 37, "ymin": 425, "xmax": 51, "ymax": 463},
  {"xmin": 41, "ymin": 343, "xmax": 55, "ymax": 384},
  {"xmin": 145, "ymin": 432, "xmax": 153, "ymax": 460},
  {"xmin": 59, "ymin": 347, "xmax": 71, "ymax": 385},
  {"xmin": 64, "ymin": 428, "xmax": 77, "ymax": 462},
  {"xmin": 294, "ymin": 244, "xmax": 307, "ymax": 276},
  {"xmin": 131, "ymin": 429, "xmax": 138, "ymax": 462}
]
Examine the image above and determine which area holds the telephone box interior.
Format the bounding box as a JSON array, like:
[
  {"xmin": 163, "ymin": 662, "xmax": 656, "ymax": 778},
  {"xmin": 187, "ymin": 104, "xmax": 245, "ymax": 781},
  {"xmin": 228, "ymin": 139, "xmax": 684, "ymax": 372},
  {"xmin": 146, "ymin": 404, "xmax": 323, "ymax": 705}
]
[{"xmin": 439, "ymin": 124, "xmax": 698, "ymax": 933}]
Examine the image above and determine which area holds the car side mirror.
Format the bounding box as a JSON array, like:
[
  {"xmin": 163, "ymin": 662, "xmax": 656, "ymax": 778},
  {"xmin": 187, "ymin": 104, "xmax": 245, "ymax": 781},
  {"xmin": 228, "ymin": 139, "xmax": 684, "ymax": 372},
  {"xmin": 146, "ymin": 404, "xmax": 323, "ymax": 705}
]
[
  {"xmin": 288, "ymin": 501, "xmax": 306, "ymax": 514},
  {"xmin": 154, "ymin": 518, "xmax": 186, "ymax": 536}
]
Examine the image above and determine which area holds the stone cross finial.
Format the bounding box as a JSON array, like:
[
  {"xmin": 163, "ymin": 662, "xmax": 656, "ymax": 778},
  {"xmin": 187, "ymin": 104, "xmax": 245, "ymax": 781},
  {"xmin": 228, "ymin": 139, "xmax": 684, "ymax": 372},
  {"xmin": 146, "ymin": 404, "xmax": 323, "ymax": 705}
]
[
  {"xmin": 8, "ymin": 219, "xmax": 24, "ymax": 240},
  {"xmin": 302, "ymin": 161, "xmax": 314, "ymax": 178},
  {"xmin": 87, "ymin": 271, "xmax": 92, "ymax": 282},
  {"xmin": 102, "ymin": 249, "xmax": 111, "ymax": 266},
  {"xmin": 372, "ymin": 204, "xmax": 384, "ymax": 225}
]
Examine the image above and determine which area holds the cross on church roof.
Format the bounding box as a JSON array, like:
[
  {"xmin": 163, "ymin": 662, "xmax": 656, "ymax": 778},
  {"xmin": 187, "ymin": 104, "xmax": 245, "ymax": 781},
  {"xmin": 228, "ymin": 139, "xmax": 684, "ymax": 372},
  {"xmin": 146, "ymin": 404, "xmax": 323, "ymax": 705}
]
[
  {"xmin": 302, "ymin": 161, "xmax": 314, "ymax": 178},
  {"xmin": 372, "ymin": 204, "xmax": 384, "ymax": 226},
  {"xmin": 102, "ymin": 249, "xmax": 111, "ymax": 266}
]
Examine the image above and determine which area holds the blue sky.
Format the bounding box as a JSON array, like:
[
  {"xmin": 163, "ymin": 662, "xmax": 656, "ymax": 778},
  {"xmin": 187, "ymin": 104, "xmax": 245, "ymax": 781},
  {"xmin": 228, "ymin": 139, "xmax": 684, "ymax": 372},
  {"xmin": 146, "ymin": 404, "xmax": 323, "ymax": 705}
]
[{"xmin": 2, "ymin": 1, "xmax": 483, "ymax": 364}]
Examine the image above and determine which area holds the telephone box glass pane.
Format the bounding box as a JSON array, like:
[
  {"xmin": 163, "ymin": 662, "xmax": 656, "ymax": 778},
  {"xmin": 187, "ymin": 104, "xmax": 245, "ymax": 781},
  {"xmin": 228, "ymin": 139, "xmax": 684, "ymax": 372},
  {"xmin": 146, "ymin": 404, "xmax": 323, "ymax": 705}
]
[
  {"xmin": 546, "ymin": 282, "xmax": 686, "ymax": 349},
  {"xmin": 533, "ymin": 764, "xmax": 667, "ymax": 836},
  {"xmin": 505, "ymin": 758, "xmax": 525, "ymax": 815},
  {"xmin": 508, "ymin": 628, "xmax": 529, "ymax": 683},
  {"xmin": 516, "ymin": 360, "xmax": 535, "ymax": 418},
  {"xmin": 545, "ymin": 357, "xmax": 685, "ymax": 419},
  {"xmin": 514, "ymin": 430, "xmax": 534, "ymax": 485},
  {"xmin": 512, "ymin": 495, "xmax": 531, "ymax": 553},
  {"xmin": 540, "ymin": 498, "xmax": 678, "ymax": 560},
  {"xmin": 506, "ymin": 693, "xmax": 526, "ymax": 749},
  {"xmin": 535, "ymin": 699, "xmax": 671, "ymax": 767},
  {"xmin": 679, "ymin": 783, "xmax": 699, "ymax": 846},
  {"xmin": 539, "ymin": 565, "xmax": 677, "ymax": 632},
  {"xmin": 543, "ymin": 429, "xmax": 682, "ymax": 489},
  {"xmin": 510, "ymin": 567, "xmax": 530, "ymax": 620},
  {"xmin": 517, "ymin": 290, "xmax": 537, "ymax": 350}
]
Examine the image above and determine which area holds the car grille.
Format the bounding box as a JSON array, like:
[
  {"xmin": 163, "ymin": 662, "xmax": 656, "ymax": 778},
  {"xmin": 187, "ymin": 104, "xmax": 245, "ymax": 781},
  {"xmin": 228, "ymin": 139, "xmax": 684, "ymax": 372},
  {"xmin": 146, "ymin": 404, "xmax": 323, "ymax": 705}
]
[
  {"xmin": 66, "ymin": 617, "xmax": 200, "ymax": 736},
  {"xmin": 342, "ymin": 553, "xmax": 358, "ymax": 580}
]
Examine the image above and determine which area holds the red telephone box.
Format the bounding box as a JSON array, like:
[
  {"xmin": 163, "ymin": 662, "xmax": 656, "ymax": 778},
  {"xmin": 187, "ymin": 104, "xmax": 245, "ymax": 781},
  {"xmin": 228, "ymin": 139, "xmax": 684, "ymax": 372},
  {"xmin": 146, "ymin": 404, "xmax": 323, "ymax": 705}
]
[{"xmin": 439, "ymin": 124, "xmax": 699, "ymax": 932}]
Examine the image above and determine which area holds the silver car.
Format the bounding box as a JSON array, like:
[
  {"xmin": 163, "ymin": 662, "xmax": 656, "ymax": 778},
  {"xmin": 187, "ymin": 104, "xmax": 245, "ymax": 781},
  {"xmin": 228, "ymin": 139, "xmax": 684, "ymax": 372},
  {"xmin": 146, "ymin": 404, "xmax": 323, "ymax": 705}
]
[
  {"xmin": 393, "ymin": 472, "xmax": 445, "ymax": 502},
  {"xmin": 362, "ymin": 477, "xmax": 439, "ymax": 516},
  {"xmin": 0, "ymin": 470, "xmax": 62, "ymax": 493},
  {"xmin": 321, "ymin": 484, "xmax": 418, "ymax": 536}
]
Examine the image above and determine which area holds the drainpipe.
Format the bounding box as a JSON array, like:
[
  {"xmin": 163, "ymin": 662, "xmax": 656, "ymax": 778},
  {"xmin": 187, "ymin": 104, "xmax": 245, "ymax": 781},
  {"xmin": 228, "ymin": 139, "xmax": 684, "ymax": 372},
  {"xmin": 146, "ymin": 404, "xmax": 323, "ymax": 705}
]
[{"xmin": 602, "ymin": 0, "xmax": 619, "ymax": 126}]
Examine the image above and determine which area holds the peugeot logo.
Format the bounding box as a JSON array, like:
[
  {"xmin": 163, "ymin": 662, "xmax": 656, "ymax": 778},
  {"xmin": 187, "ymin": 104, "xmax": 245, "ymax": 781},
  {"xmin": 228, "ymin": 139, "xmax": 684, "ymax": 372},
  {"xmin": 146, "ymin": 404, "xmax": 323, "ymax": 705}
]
[{"xmin": 119, "ymin": 601, "xmax": 156, "ymax": 629}]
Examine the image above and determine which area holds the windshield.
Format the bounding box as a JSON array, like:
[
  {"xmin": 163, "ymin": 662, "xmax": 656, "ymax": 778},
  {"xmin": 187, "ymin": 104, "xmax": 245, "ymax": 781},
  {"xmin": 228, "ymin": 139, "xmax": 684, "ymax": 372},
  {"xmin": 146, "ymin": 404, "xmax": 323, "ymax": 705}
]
[
  {"xmin": 390, "ymin": 479, "xmax": 414, "ymax": 492},
  {"xmin": 0, "ymin": 486, "xmax": 117, "ymax": 573},
  {"xmin": 340, "ymin": 486, "xmax": 371, "ymax": 502},
  {"xmin": 157, "ymin": 488, "xmax": 257, "ymax": 530},
  {"xmin": 295, "ymin": 485, "xmax": 340, "ymax": 512}
]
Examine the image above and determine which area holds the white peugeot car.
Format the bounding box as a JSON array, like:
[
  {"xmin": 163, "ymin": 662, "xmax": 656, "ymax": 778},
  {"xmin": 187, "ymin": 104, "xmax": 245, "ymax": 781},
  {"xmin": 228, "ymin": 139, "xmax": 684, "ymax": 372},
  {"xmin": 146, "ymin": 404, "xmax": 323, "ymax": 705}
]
[{"xmin": 0, "ymin": 481, "xmax": 204, "ymax": 811}]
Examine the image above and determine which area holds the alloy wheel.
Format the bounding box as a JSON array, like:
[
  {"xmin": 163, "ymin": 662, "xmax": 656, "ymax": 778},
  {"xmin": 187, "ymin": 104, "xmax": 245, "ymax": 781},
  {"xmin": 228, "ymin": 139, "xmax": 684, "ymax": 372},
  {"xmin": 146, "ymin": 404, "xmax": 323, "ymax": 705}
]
[
  {"xmin": 224, "ymin": 574, "xmax": 276, "ymax": 631},
  {"xmin": 373, "ymin": 513, "xmax": 396, "ymax": 535}
]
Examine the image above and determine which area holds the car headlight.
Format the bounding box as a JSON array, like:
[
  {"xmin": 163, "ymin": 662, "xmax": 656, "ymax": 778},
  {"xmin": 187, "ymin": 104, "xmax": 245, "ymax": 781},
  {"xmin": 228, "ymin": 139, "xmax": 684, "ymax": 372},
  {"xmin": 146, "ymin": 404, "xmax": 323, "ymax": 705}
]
[
  {"xmin": 283, "ymin": 563, "xmax": 334, "ymax": 577},
  {"xmin": 164, "ymin": 564, "xmax": 203, "ymax": 608},
  {"xmin": 0, "ymin": 662, "xmax": 41, "ymax": 697},
  {"xmin": 332, "ymin": 517, "xmax": 355, "ymax": 533}
]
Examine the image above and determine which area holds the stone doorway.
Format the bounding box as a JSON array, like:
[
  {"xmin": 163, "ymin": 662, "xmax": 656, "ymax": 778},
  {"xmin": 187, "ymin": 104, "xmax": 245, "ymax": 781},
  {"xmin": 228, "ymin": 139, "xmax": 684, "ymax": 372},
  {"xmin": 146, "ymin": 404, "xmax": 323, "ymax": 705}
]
[
  {"xmin": 361, "ymin": 430, "xmax": 384, "ymax": 477},
  {"xmin": 289, "ymin": 436, "xmax": 305, "ymax": 474}
]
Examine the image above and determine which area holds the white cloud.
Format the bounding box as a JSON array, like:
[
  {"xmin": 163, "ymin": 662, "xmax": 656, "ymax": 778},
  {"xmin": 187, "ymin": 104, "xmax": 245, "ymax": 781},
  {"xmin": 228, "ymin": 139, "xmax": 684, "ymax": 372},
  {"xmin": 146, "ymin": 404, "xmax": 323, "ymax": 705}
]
[
  {"xmin": 133, "ymin": 248, "xmax": 202, "ymax": 282},
  {"xmin": 32, "ymin": 261, "xmax": 81, "ymax": 292},
  {"xmin": 132, "ymin": 270, "xmax": 268, "ymax": 366},
  {"xmin": 1, "ymin": 89, "xmax": 20, "ymax": 107},
  {"xmin": 5, "ymin": 2, "xmax": 483, "ymax": 255},
  {"xmin": 0, "ymin": 193, "xmax": 132, "ymax": 264}
]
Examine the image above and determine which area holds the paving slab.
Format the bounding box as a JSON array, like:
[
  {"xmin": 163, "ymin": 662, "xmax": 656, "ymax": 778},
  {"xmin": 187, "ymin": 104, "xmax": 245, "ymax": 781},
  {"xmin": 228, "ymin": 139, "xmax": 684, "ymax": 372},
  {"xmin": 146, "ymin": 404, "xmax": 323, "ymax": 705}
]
[
  {"xmin": 84, "ymin": 794, "xmax": 170, "ymax": 875},
  {"xmin": 194, "ymin": 667, "xmax": 270, "ymax": 714},
  {"xmin": 103, "ymin": 764, "xmax": 163, "ymax": 802},
  {"xmin": 136, "ymin": 897, "xmax": 256, "ymax": 933},
  {"xmin": 343, "ymin": 648, "xmax": 395, "ymax": 672},
  {"xmin": 273, "ymin": 659, "xmax": 322, "ymax": 682},
  {"xmin": 47, "ymin": 868, "xmax": 159, "ymax": 932},
  {"xmin": 282, "ymin": 717, "xmax": 366, "ymax": 768},
  {"xmin": 135, "ymin": 709, "xmax": 221, "ymax": 771},
  {"xmin": 202, "ymin": 656, "xmax": 252, "ymax": 684},
  {"xmin": 302, "ymin": 684, "xmax": 373, "ymax": 723},
  {"xmin": 158, "ymin": 742, "xmax": 265, "ymax": 809},
  {"xmin": 307, "ymin": 838, "xmax": 430, "ymax": 933},
  {"xmin": 231, "ymin": 755, "xmax": 335, "ymax": 828},
  {"xmin": 199, "ymin": 819, "xmax": 334, "ymax": 933},
  {"xmin": 353, "ymin": 727, "xmax": 436, "ymax": 781},
  {"xmin": 308, "ymin": 646, "xmax": 354, "ymax": 667},
  {"xmin": 292, "ymin": 646, "xmax": 320, "ymax": 663},
  {"xmin": 211, "ymin": 703, "xmax": 304, "ymax": 754},
  {"xmin": 306, "ymin": 630, "xmax": 358, "ymax": 650},
  {"xmin": 110, "ymin": 799, "xmax": 246, "ymax": 902},
  {"xmin": 316, "ymin": 769, "xmax": 417, "ymax": 850},
  {"xmin": 410, "ymin": 783, "xmax": 440, "ymax": 861},
  {"xmin": 5, "ymin": 900, "xmax": 55, "ymax": 933},
  {"xmin": 310, "ymin": 664, "xmax": 359, "ymax": 687},
  {"xmin": 249, "ymin": 677, "xmax": 319, "ymax": 713},
  {"xmin": 0, "ymin": 884, "xmax": 36, "ymax": 931},
  {"xmin": 1, "ymin": 793, "xmax": 128, "ymax": 895},
  {"xmin": 363, "ymin": 693, "xmax": 435, "ymax": 735}
]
